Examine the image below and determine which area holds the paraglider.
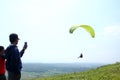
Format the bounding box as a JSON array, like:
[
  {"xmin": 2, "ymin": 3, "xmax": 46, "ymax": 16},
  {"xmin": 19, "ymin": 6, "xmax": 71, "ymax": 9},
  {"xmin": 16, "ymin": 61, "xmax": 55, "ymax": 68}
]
[
  {"xmin": 69, "ymin": 24, "xmax": 95, "ymax": 59},
  {"xmin": 69, "ymin": 24, "xmax": 95, "ymax": 38},
  {"xmin": 78, "ymin": 53, "xmax": 83, "ymax": 58}
]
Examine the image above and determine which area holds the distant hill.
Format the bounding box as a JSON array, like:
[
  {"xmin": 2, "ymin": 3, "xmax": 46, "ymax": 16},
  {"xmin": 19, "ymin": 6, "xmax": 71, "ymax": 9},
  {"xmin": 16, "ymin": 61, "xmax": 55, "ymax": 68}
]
[
  {"xmin": 21, "ymin": 63, "xmax": 102, "ymax": 80},
  {"xmin": 29, "ymin": 62, "xmax": 120, "ymax": 80}
]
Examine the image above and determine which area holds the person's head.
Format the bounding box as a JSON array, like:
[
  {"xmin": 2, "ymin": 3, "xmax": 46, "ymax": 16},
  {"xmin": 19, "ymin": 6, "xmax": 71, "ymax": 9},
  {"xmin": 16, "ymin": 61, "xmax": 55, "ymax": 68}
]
[
  {"xmin": 0, "ymin": 46, "xmax": 4, "ymax": 54},
  {"xmin": 9, "ymin": 33, "xmax": 20, "ymax": 45}
]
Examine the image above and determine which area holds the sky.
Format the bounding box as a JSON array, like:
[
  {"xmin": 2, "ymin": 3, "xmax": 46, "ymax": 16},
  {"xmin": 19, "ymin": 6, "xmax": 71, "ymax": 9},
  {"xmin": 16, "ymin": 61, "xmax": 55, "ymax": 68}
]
[{"xmin": 0, "ymin": 0, "xmax": 120, "ymax": 63}]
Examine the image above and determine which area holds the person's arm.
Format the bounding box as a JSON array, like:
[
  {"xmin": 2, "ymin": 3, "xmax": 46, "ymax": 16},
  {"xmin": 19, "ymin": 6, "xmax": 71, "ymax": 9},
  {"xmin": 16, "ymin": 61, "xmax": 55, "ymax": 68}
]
[
  {"xmin": 20, "ymin": 42, "xmax": 27, "ymax": 57},
  {"xmin": 20, "ymin": 49, "xmax": 25, "ymax": 57}
]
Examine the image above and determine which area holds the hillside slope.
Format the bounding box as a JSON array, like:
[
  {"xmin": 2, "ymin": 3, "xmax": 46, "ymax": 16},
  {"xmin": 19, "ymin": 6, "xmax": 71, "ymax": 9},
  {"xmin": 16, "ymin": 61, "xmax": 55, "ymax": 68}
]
[{"xmin": 29, "ymin": 62, "xmax": 120, "ymax": 80}]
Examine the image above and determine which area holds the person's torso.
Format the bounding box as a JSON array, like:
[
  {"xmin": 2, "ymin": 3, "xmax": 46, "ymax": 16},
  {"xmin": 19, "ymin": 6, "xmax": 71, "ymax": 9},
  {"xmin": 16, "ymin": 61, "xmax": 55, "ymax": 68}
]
[
  {"xmin": 5, "ymin": 45, "xmax": 22, "ymax": 72},
  {"xmin": 0, "ymin": 57, "xmax": 6, "ymax": 74}
]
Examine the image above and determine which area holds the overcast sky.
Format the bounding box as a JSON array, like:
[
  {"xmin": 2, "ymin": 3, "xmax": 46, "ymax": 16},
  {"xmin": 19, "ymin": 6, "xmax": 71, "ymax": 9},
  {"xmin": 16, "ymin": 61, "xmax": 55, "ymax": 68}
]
[{"xmin": 0, "ymin": 0, "xmax": 120, "ymax": 63}]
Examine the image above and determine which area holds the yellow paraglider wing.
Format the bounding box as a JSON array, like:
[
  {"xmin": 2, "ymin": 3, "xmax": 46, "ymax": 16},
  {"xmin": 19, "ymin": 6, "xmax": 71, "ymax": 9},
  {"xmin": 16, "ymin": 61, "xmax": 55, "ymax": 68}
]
[{"xmin": 69, "ymin": 25, "xmax": 95, "ymax": 38}]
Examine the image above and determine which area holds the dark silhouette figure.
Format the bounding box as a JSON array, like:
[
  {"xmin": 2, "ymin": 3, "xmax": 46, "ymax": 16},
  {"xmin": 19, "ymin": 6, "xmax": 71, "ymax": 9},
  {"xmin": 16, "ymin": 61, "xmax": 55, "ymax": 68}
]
[
  {"xmin": 0, "ymin": 46, "xmax": 6, "ymax": 80},
  {"xmin": 5, "ymin": 33, "xmax": 27, "ymax": 80},
  {"xmin": 78, "ymin": 53, "xmax": 83, "ymax": 58}
]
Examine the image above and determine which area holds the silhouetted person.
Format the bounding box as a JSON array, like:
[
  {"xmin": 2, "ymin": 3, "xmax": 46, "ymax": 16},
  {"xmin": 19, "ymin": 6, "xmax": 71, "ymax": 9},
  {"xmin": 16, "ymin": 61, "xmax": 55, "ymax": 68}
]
[
  {"xmin": 78, "ymin": 53, "xmax": 83, "ymax": 58},
  {"xmin": 5, "ymin": 33, "xmax": 27, "ymax": 80}
]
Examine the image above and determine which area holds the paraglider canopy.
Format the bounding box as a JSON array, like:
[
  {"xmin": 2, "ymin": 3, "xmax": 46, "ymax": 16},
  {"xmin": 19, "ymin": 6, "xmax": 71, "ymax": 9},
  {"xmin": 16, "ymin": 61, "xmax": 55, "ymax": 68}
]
[{"xmin": 69, "ymin": 24, "xmax": 95, "ymax": 38}]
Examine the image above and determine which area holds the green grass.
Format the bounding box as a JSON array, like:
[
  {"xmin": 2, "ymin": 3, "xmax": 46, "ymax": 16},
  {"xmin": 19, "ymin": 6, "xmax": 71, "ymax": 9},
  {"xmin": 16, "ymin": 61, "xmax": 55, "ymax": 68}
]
[{"xmin": 29, "ymin": 62, "xmax": 120, "ymax": 80}]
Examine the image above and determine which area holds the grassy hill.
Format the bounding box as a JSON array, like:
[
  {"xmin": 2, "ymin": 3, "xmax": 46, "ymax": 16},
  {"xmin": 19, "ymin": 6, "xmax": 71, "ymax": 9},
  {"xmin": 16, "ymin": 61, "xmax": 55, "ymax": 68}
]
[{"xmin": 29, "ymin": 62, "xmax": 120, "ymax": 80}]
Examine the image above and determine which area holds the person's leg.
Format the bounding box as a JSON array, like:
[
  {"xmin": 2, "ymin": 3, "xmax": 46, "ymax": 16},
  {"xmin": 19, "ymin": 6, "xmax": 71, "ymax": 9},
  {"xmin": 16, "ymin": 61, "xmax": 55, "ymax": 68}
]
[
  {"xmin": 3, "ymin": 75, "xmax": 6, "ymax": 80},
  {"xmin": 0, "ymin": 75, "xmax": 3, "ymax": 80},
  {"xmin": 8, "ymin": 71, "xmax": 14, "ymax": 80},
  {"xmin": 14, "ymin": 72, "xmax": 21, "ymax": 80},
  {"xmin": 0, "ymin": 74, "xmax": 6, "ymax": 80},
  {"xmin": 8, "ymin": 71, "xmax": 21, "ymax": 80}
]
